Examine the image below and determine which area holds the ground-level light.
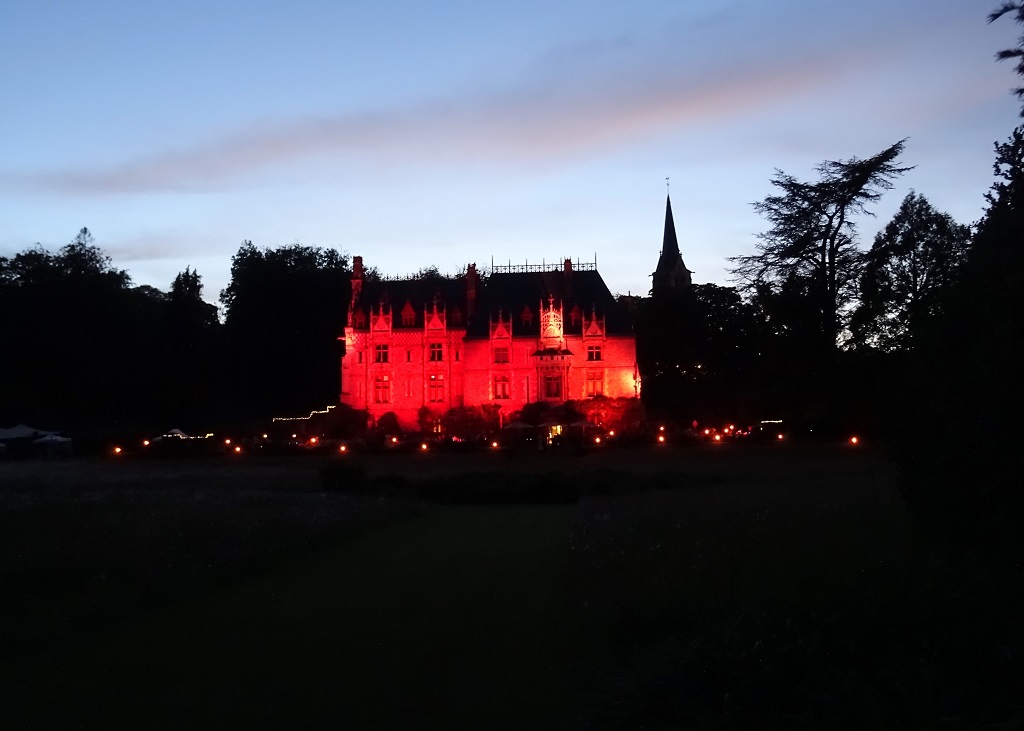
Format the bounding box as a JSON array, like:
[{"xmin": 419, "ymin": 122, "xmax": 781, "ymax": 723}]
[
  {"xmin": 657, "ymin": 435, "xmax": 666, "ymax": 443},
  {"xmin": 142, "ymin": 439, "xmax": 150, "ymax": 447},
  {"xmin": 233, "ymin": 445, "xmax": 242, "ymax": 454},
  {"xmin": 849, "ymin": 436, "xmax": 859, "ymax": 445},
  {"xmin": 339, "ymin": 444, "xmax": 348, "ymax": 453},
  {"xmin": 113, "ymin": 446, "xmax": 122, "ymax": 455},
  {"xmin": 491, "ymin": 441, "xmax": 499, "ymax": 449},
  {"xmin": 777, "ymin": 433, "xmax": 784, "ymax": 440}
]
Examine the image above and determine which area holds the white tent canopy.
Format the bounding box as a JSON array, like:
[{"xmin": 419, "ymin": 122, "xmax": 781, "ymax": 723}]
[{"xmin": 0, "ymin": 424, "xmax": 58, "ymax": 440}]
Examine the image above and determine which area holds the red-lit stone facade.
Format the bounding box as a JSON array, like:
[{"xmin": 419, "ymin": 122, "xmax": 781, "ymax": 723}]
[{"xmin": 340, "ymin": 257, "xmax": 638, "ymax": 430}]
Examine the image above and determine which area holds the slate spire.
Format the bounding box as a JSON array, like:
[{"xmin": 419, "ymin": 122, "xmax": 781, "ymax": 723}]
[{"xmin": 652, "ymin": 194, "xmax": 692, "ymax": 297}]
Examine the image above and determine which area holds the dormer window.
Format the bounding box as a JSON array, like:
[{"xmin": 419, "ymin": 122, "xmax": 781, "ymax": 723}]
[
  {"xmin": 521, "ymin": 305, "xmax": 533, "ymax": 327},
  {"xmin": 401, "ymin": 302, "xmax": 415, "ymax": 327},
  {"xmin": 450, "ymin": 307, "xmax": 462, "ymax": 325},
  {"xmin": 353, "ymin": 310, "xmax": 366, "ymax": 328},
  {"xmin": 570, "ymin": 305, "xmax": 581, "ymax": 328}
]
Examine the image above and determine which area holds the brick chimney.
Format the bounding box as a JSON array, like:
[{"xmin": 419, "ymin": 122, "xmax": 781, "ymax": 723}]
[
  {"xmin": 348, "ymin": 255, "xmax": 364, "ymax": 326},
  {"xmin": 563, "ymin": 258, "xmax": 573, "ymax": 298},
  {"xmin": 466, "ymin": 263, "xmax": 479, "ymax": 317}
]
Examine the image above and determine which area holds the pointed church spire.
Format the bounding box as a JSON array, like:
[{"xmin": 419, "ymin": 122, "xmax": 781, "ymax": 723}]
[
  {"xmin": 662, "ymin": 194, "xmax": 680, "ymax": 258},
  {"xmin": 652, "ymin": 193, "xmax": 692, "ymax": 297}
]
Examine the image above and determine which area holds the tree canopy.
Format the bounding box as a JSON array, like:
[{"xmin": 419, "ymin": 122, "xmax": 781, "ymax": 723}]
[
  {"xmin": 850, "ymin": 192, "xmax": 970, "ymax": 351},
  {"xmin": 729, "ymin": 140, "xmax": 911, "ymax": 351}
]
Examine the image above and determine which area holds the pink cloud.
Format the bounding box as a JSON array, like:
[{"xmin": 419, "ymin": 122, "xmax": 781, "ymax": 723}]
[{"xmin": 3, "ymin": 40, "xmax": 926, "ymax": 194}]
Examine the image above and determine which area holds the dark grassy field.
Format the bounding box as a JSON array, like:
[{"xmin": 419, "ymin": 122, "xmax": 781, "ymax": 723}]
[{"xmin": 1, "ymin": 445, "xmax": 1021, "ymax": 728}]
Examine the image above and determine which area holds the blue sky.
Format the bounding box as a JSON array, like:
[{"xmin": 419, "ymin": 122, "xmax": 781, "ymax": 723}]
[{"xmin": 2, "ymin": 0, "xmax": 1021, "ymax": 305}]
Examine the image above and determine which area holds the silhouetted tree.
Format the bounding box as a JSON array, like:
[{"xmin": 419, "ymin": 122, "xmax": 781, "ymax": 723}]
[
  {"xmin": 0, "ymin": 230, "xmax": 150, "ymax": 428},
  {"xmin": 219, "ymin": 242, "xmax": 350, "ymax": 420},
  {"xmin": 850, "ymin": 192, "xmax": 971, "ymax": 351},
  {"xmin": 154, "ymin": 267, "xmax": 223, "ymax": 425},
  {"xmin": 729, "ymin": 140, "xmax": 911, "ymax": 352},
  {"xmin": 990, "ymin": 2, "xmax": 1024, "ymax": 115},
  {"xmin": 634, "ymin": 284, "xmax": 763, "ymax": 424},
  {"xmin": 898, "ymin": 126, "xmax": 1024, "ymax": 536}
]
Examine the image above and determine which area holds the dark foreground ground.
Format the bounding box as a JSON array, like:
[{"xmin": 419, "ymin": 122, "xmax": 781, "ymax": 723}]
[{"xmin": 1, "ymin": 444, "xmax": 1021, "ymax": 728}]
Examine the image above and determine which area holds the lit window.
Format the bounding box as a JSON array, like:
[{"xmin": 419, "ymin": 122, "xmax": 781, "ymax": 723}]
[
  {"xmin": 544, "ymin": 375, "xmax": 562, "ymax": 399},
  {"xmin": 587, "ymin": 345, "xmax": 602, "ymax": 361},
  {"xmin": 494, "ymin": 346, "xmax": 509, "ymax": 364},
  {"xmin": 429, "ymin": 343, "xmax": 443, "ymax": 362},
  {"xmin": 586, "ymin": 371, "xmax": 604, "ymax": 397},
  {"xmin": 374, "ymin": 376, "xmax": 390, "ymax": 403},
  {"xmin": 428, "ymin": 374, "xmax": 444, "ymax": 402},
  {"xmin": 375, "ymin": 344, "xmax": 389, "ymax": 363},
  {"xmin": 493, "ymin": 375, "xmax": 510, "ymax": 399}
]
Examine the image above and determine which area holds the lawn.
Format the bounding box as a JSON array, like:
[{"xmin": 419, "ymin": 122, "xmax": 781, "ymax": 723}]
[{"xmin": 2, "ymin": 445, "xmax": 1021, "ymax": 728}]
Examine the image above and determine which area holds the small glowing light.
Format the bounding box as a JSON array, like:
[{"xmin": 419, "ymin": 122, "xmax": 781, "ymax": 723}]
[
  {"xmin": 113, "ymin": 446, "xmax": 122, "ymax": 454},
  {"xmin": 339, "ymin": 445, "xmax": 347, "ymax": 452},
  {"xmin": 713, "ymin": 434, "xmax": 722, "ymax": 442},
  {"xmin": 491, "ymin": 441, "xmax": 499, "ymax": 448},
  {"xmin": 704, "ymin": 428, "xmax": 711, "ymax": 435},
  {"xmin": 262, "ymin": 433, "xmax": 268, "ymax": 439},
  {"xmin": 850, "ymin": 436, "xmax": 859, "ymax": 445},
  {"xmin": 224, "ymin": 438, "xmax": 231, "ymax": 445},
  {"xmin": 234, "ymin": 445, "xmax": 242, "ymax": 453},
  {"xmin": 777, "ymin": 433, "xmax": 784, "ymax": 440},
  {"xmin": 309, "ymin": 436, "xmax": 318, "ymax": 445},
  {"xmin": 608, "ymin": 430, "xmax": 615, "ymax": 437},
  {"xmin": 594, "ymin": 436, "xmax": 602, "ymax": 444},
  {"xmin": 420, "ymin": 443, "xmax": 428, "ymax": 451},
  {"xmin": 659, "ymin": 425, "xmax": 665, "ymax": 431},
  {"xmin": 142, "ymin": 439, "xmax": 150, "ymax": 447},
  {"xmin": 657, "ymin": 435, "xmax": 665, "ymax": 443},
  {"xmin": 391, "ymin": 437, "xmax": 398, "ymax": 444},
  {"xmin": 292, "ymin": 434, "xmax": 298, "ymax": 439}
]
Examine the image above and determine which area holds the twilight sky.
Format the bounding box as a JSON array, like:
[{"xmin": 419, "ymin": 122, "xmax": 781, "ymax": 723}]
[{"xmin": 2, "ymin": 0, "xmax": 1021, "ymax": 305}]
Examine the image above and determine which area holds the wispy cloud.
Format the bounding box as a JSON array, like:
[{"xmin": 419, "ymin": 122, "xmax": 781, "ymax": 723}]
[{"xmin": 0, "ymin": 34, "xmax": 927, "ymax": 195}]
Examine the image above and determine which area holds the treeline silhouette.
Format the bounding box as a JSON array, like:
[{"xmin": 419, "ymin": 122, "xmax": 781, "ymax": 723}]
[{"xmin": 0, "ymin": 234, "xmax": 349, "ymax": 433}]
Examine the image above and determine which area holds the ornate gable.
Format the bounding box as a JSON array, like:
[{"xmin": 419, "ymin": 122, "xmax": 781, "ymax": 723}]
[
  {"xmin": 490, "ymin": 310, "xmax": 511, "ymax": 339},
  {"xmin": 372, "ymin": 303, "xmax": 392, "ymax": 332},
  {"xmin": 540, "ymin": 296, "xmax": 563, "ymax": 348},
  {"xmin": 424, "ymin": 300, "xmax": 446, "ymax": 331},
  {"xmin": 583, "ymin": 306, "xmax": 605, "ymax": 338}
]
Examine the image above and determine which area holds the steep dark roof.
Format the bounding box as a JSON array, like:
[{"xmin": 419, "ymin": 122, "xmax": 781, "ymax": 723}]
[
  {"xmin": 352, "ymin": 275, "xmax": 467, "ymax": 329},
  {"xmin": 465, "ymin": 269, "xmax": 632, "ymax": 339}
]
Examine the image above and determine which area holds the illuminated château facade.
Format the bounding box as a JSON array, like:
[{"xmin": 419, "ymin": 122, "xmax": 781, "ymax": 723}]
[{"xmin": 340, "ymin": 256, "xmax": 638, "ymax": 430}]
